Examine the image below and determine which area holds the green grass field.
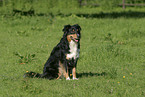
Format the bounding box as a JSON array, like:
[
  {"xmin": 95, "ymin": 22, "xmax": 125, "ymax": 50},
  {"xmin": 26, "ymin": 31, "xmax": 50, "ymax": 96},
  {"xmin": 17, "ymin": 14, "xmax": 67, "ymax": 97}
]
[{"xmin": 0, "ymin": 7, "xmax": 145, "ymax": 97}]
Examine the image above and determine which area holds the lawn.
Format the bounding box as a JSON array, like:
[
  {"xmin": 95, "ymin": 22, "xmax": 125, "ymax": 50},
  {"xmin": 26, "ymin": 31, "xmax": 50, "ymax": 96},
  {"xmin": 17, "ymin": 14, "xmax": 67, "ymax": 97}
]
[{"xmin": 0, "ymin": 7, "xmax": 145, "ymax": 97}]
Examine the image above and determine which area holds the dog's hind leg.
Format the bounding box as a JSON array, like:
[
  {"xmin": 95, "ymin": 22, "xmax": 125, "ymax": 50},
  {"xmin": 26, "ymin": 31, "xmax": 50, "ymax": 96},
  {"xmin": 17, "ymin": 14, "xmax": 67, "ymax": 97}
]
[
  {"xmin": 57, "ymin": 67, "xmax": 63, "ymax": 79},
  {"xmin": 59, "ymin": 61, "xmax": 70, "ymax": 80}
]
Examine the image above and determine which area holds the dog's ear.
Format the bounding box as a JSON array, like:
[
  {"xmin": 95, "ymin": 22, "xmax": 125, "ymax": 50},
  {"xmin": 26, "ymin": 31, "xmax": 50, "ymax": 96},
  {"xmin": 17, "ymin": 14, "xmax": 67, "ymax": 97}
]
[
  {"xmin": 63, "ymin": 25, "xmax": 71, "ymax": 32},
  {"xmin": 74, "ymin": 24, "xmax": 81, "ymax": 31}
]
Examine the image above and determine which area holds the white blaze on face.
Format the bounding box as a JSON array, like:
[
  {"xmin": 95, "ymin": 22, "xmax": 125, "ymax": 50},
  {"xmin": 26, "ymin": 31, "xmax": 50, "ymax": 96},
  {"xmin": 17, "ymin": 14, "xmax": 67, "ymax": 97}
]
[{"xmin": 66, "ymin": 40, "xmax": 79, "ymax": 59}]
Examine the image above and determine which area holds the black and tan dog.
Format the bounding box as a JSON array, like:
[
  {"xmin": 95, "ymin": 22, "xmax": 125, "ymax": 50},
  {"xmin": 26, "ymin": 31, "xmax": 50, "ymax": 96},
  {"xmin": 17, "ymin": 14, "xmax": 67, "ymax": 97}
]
[{"xmin": 24, "ymin": 24, "xmax": 81, "ymax": 80}]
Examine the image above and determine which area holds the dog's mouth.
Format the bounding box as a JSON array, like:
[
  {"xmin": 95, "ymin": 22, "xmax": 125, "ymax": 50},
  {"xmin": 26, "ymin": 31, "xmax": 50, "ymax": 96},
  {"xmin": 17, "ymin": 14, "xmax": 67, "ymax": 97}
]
[{"xmin": 70, "ymin": 36, "xmax": 79, "ymax": 42}]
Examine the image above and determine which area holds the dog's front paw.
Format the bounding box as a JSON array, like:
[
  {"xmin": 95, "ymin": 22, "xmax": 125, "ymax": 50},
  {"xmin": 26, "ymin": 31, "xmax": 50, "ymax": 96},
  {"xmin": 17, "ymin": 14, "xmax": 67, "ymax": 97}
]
[
  {"xmin": 73, "ymin": 77, "xmax": 78, "ymax": 80},
  {"xmin": 66, "ymin": 77, "xmax": 71, "ymax": 80}
]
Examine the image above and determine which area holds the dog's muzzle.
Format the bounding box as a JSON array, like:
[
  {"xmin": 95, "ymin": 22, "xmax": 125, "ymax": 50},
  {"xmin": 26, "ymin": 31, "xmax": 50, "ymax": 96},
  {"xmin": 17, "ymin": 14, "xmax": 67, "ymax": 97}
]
[{"xmin": 70, "ymin": 36, "xmax": 79, "ymax": 42}]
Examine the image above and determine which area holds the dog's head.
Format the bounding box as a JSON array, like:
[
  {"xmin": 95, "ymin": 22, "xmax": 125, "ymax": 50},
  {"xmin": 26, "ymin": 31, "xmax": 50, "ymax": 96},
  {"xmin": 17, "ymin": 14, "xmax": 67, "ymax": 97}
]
[{"xmin": 63, "ymin": 24, "xmax": 81, "ymax": 43}]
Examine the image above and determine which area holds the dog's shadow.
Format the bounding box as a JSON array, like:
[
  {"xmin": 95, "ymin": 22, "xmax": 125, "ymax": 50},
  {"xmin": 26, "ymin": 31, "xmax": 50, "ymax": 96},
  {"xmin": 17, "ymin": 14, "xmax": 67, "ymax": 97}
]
[{"xmin": 76, "ymin": 72, "xmax": 106, "ymax": 78}]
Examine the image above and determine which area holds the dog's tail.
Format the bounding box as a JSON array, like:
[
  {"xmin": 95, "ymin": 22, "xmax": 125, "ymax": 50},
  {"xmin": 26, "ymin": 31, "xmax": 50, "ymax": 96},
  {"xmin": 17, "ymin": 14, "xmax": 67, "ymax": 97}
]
[{"xmin": 23, "ymin": 71, "xmax": 42, "ymax": 78}]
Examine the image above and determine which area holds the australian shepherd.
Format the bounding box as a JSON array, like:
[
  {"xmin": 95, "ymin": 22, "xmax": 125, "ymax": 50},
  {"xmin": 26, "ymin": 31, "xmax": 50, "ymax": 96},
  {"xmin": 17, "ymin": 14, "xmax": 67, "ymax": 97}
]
[{"xmin": 24, "ymin": 24, "xmax": 81, "ymax": 80}]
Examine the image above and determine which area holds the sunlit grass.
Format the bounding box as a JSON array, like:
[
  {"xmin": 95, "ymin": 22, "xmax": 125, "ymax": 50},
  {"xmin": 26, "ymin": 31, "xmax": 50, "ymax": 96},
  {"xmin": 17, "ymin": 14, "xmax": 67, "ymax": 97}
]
[{"xmin": 0, "ymin": 9, "xmax": 145, "ymax": 96}]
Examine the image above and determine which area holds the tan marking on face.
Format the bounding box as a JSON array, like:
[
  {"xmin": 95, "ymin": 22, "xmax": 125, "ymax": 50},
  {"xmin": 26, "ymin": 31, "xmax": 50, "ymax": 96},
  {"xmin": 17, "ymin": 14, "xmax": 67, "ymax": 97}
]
[{"xmin": 67, "ymin": 34, "xmax": 77, "ymax": 42}]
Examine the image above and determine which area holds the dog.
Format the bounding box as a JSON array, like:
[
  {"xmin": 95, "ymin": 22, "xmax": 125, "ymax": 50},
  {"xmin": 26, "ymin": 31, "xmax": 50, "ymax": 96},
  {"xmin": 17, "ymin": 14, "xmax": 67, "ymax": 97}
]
[{"xmin": 24, "ymin": 24, "xmax": 81, "ymax": 80}]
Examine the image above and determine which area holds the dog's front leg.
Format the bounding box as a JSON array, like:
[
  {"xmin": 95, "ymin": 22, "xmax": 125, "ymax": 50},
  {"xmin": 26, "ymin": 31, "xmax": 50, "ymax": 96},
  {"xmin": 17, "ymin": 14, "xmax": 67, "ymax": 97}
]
[
  {"xmin": 65, "ymin": 66, "xmax": 70, "ymax": 80},
  {"xmin": 72, "ymin": 67, "xmax": 78, "ymax": 80}
]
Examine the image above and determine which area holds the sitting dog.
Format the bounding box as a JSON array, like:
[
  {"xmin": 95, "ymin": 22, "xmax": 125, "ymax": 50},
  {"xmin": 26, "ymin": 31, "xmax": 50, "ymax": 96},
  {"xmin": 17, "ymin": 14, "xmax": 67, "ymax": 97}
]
[{"xmin": 24, "ymin": 24, "xmax": 81, "ymax": 80}]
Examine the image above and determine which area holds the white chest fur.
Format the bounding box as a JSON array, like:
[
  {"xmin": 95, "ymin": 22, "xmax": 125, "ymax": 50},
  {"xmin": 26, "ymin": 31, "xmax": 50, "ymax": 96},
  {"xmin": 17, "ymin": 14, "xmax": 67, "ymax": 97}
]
[{"xmin": 66, "ymin": 40, "xmax": 79, "ymax": 59}]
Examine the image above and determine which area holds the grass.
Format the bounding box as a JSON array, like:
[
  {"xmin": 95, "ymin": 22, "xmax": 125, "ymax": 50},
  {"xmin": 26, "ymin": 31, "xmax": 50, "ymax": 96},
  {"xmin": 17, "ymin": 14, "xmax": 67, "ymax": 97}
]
[{"xmin": 0, "ymin": 7, "xmax": 145, "ymax": 97}]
